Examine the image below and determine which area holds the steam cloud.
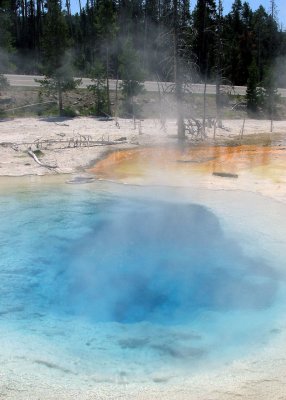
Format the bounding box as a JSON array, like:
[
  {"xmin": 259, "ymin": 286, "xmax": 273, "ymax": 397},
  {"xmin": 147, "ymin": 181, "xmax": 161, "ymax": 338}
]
[{"xmin": 54, "ymin": 198, "xmax": 278, "ymax": 324}]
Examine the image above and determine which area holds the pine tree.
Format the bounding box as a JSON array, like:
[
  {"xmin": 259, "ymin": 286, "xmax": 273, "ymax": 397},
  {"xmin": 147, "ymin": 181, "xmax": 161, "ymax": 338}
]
[
  {"xmin": 157, "ymin": 0, "xmax": 193, "ymax": 141},
  {"xmin": 38, "ymin": 0, "xmax": 81, "ymax": 115},
  {"xmin": 173, "ymin": 0, "xmax": 185, "ymax": 141},
  {"xmin": 261, "ymin": 67, "xmax": 280, "ymax": 120},
  {"xmin": 224, "ymin": 0, "xmax": 244, "ymax": 85},
  {"xmin": 118, "ymin": 39, "xmax": 145, "ymax": 118},
  {"xmin": 95, "ymin": 0, "xmax": 117, "ymax": 115},
  {"xmin": 87, "ymin": 61, "xmax": 108, "ymax": 116},
  {"xmin": 0, "ymin": 0, "xmax": 285, "ymax": 107},
  {"xmin": 0, "ymin": 0, "xmax": 12, "ymax": 96},
  {"xmin": 260, "ymin": 0, "xmax": 281, "ymax": 114},
  {"xmin": 192, "ymin": 0, "xmax": 217, "ymax": 78},
  {"xmin": 0, "ymin": 0, "xmax": 13, "ymax": 73},
  {"xmin": 214, "ymin": 0, "xmax": 224, "ymax": 126},
  {"xmin": 0, "ymin": 74, "xmax": 9, "ymax": 98},
  {"xmin": 263, "ymin": 0, "xmax": 280, "ymax": 129},
  {"xmin": 252, "ymin": 5, "xmax": 279, "ymax": 84},
  {"xmin": 246, "ymin": 59, "xmax": 260, "ymax": 115},
  {"xmin": 145, "ymin": 0, "xmax": 159, "ymax": 22},
  {"xmin": 142, "ymin": 0, "xmax": 160, "ymax": 71}
]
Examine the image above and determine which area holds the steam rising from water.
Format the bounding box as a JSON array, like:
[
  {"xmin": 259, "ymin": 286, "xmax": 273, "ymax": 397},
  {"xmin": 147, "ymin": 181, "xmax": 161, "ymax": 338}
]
[{"xmin": 42, "ymin": 199, "xmax": 278, "ymax": 325}]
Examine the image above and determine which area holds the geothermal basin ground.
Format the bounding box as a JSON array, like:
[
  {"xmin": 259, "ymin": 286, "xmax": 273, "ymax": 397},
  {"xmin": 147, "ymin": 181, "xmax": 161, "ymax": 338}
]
[{"xmin": 0, "ymin": 117, "xmax": 286, "ymax": 399}]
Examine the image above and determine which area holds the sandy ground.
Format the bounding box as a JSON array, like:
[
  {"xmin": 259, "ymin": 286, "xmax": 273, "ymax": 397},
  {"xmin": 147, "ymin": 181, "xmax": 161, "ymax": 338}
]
[
  {"xmin": 0, "ymin": 116, "xmax": 285, "ymax": 177},
  {"xmin": 2, "ymin": 115, "xmax": 285, "ymax": 201},
  {"xmin": 0, "ymin": 116, "xmax": 142, "ymax": 176},
  {"xmin": 1, "ymin": 117, "xmax": 286, "ymax": 399}
]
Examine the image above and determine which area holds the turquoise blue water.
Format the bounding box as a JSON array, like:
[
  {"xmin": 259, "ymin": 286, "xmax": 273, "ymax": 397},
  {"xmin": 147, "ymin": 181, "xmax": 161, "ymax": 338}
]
[{"xmin": 0, "ymin": 178, "xmax": 285, "ymax": 385}]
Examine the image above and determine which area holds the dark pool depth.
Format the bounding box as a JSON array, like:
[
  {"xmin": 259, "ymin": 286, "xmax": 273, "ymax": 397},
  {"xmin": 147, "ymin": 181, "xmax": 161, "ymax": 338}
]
[
  {"xmin": 53, "ymin": 200, "xmax": 278, "ymax": 324},
  {"xmin": 0, "ymin": 182, "xmax": 283, "ymax": 381}
]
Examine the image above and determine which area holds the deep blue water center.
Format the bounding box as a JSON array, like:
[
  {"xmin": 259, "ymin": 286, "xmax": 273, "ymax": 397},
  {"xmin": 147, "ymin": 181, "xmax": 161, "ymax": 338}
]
[
  {"xmin": 56, "ymin": 200, "xmax": 276, "ymax": 324},
  {"xmin": 0, "ymin": 182, "xmax": 282, "ymax": 380}
]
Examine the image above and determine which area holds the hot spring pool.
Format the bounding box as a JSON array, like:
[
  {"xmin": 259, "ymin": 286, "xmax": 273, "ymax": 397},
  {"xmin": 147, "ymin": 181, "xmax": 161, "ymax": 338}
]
[{"xmin": 0, "ymin": 176, "xmax": 286, "ymax": 395}]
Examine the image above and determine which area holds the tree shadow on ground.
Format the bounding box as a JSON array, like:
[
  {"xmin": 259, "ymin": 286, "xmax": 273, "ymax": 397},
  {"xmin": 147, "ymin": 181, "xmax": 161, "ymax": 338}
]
[{"xmin": 39, "ymin": 116, "xmax": 77, "ymax": 123}]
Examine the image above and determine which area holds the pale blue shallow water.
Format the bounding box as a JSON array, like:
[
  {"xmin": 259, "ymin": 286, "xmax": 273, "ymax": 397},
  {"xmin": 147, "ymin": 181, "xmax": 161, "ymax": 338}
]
[{"xmin": 0, "ymin": 178, "xmax": 285, "ymax": 385}]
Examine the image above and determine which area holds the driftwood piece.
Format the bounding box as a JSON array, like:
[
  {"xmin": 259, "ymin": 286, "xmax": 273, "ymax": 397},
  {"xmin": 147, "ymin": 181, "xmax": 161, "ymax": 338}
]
[
  {"xmin": 176, "ymin": 157, "xmax": 215, "ymax": 164},
  {"xmin": 66, "ymin": 176, "xmax": 95, "ymax": 184},
  {"xmin": 212, "ymin": 172, "xmax": 238, "ymax": 178},
  {"xmin": 28, "ymin": 150, "xmax": 57, "ymax": 170},
  {"xmin": 3, "ymin": 134, "xmax": 128, "ymax": 151}
]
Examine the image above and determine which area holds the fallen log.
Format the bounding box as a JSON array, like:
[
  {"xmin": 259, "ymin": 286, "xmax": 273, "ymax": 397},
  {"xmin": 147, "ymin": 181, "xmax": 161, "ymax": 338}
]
[
  {"xmin": 212, "ymin": 172, "xmax": 238, "ymax": 178},
  {"xmin": 66, "ymin": 176, "xmax": 95, "ymax": 184},
  {"xmin": 28, "ymin": 149, "xmax": 57, "ymax": 170}
]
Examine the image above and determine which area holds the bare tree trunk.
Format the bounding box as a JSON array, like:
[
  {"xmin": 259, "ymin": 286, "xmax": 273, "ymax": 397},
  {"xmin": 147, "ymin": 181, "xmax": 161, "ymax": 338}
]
[
  {"xmin": 115, "ymin": 73, "xmax": 119, "ymax": 126},
  {"xmin": 106, "ymin": 47, "xmax": 111, "ymax": 116},
  {"xmin": 213, "ymin": 119, "xmax": 217, "ymax": 140},
  {"xmin": 215, "ymin": 80, "xmax": 222, "ymax": 126},
  {"xmin": 203, "ymin": 78, "xmax": 207, "ymax": 137},
  {"xmin": 58, "ymin": 82, "xmax": 63, "ymax": 115},
  {"xmin": 240, "ymin": 117, "xmax": 246, "ymax": 139},
  {"xmin": 132, "ymin": 96, "xmax": 136, "ymax": 129},
  {"xmin": 96, "ymin": 79, "xmax": 100, "ymax": 115}
]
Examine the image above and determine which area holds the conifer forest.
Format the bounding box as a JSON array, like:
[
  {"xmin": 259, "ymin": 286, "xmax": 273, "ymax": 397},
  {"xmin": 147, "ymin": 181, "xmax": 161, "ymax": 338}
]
[{"xmin": 0, "ymin": 0, "xmax": 286, "ymax": 119}]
